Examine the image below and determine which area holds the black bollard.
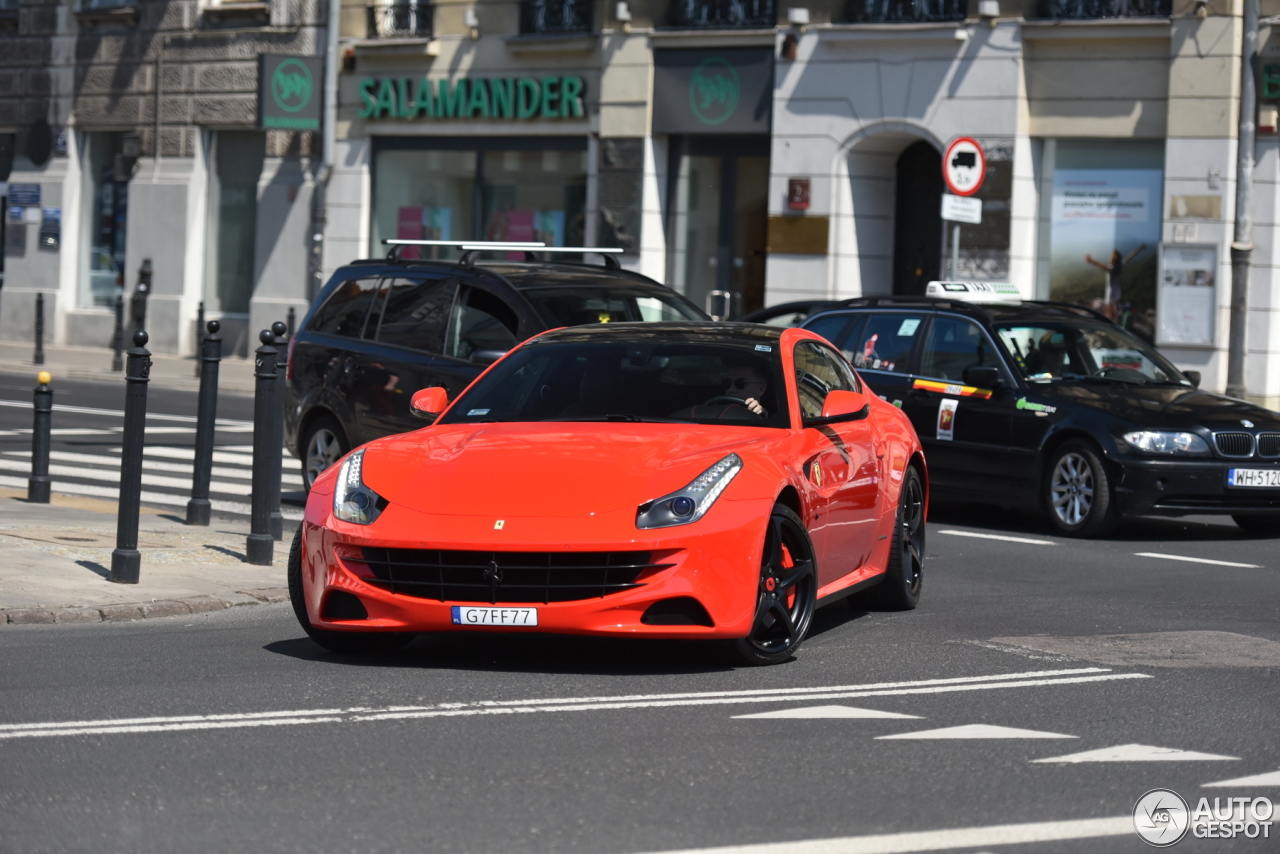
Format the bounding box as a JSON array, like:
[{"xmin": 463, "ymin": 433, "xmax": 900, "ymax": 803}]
[
  {"xmin": 28, "ymin": 370, "xmax": 52, "ymax": 503},
  {"xmin": 186, "ymin": 320, "xmax": 222, "ymax": 526},
  {"xmin": 110, "ymin": 331, "xmax": 151, "ymax": 584},
  {"xmin": 267, "ymin": 321, "xmax": 288, "ymax": 541},
  {"xmin": 246, "ymin": 329, "xmax": 282, "ymax": 565},
  {"xmin": 111, "ymin": 293, "xmax": 125, "ymax": 372},
  {"xmin": 33, "ymin": 293, "xmax": 44, "ymax": 365},
  {"xmin": 286, "ymin": 306, "xmax": 296, "ymax": 340},
  {"xmin": 194, "ymin": 301, "xmax": 205, "ymax": 378}
]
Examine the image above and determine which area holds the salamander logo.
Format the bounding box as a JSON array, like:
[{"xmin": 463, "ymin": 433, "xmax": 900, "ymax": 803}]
[
  {"xmin": 272, "ymin": 58, "xmax": 314, "ymax": 114},
  {"xmin": 689, "ymin": 58, "xmax": 739, "ymax": 126}
]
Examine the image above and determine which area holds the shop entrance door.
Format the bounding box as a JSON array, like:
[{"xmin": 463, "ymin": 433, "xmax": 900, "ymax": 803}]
[
  {"xmin": 893, "ymin": 141, "xmax": 944, "ymax": 296},
  {"xmin": 668, "ymin": 136, "xmax": 769, "ymax": 319}
]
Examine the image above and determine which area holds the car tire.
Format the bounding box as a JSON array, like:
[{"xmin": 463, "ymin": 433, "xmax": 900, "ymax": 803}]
[
  {"xmin": 1044, "ymin": 439, "xmax": 1120, "ymax": 538},
  {"xmin": 300, "ymin": 414, "xmax": 349, "ymax": 493},
  {"xmin": 859, "ymin": 465, "xmax": 925, "ymax": 611},
  {"xmin": 287, "ymin": 524, "xmax": 412, "ymax": 655},
  {"xmin": 1232, "ymin": 514, "xmax": 1280, "ymax": 536},
  {"xmin": 727, "ymin": 505, "xmax": 817, "ymax": 666}
]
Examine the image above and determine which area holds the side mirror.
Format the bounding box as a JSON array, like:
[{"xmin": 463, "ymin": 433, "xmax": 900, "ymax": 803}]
[
  {"xmin": 1183, "ymin": 370, "xmax": 1201, "ymax": 388},
  {"xmin": 962, "ymin": 365, "xmax": 1001, "ymax": 389},
  {"xmin": 410, "ymin": 387, "xmax": 449, "ymax": 421},
  {"xmin": 807, "ymin": 389, "xmax": 870, "ymax": 426},
  {"xmin": 471, "ymin": 349, "xmax": 506, "ymax": 367}
]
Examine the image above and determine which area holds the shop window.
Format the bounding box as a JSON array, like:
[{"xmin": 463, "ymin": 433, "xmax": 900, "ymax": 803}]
[
  {"xmin": 480, "ymin": 149, "xmax": 586, "ymax": 247},
  {"xmin": 80, "ymin": 132, "xmax": 131, "ymax": 309},
  {"xmin": 204, "ymin": 131, "xmax": 265, "ymax": 315}
]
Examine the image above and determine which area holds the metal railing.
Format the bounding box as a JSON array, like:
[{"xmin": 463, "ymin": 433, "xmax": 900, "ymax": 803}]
[
  {"xmin": 844, "ymin": 0, "xmax": 965, "ymax": 22},
  {"xmin": 668, "ymin": 0, "xmax": 776, "ymax": 28},
  {"xmin": 1036, "ymin": 0, "xmax": 1170, "ymax": 18},
  {"xmin": 520, "ymin": 0, "xmax": 594, "ymax": 34},
  {"xmin": 365, "ymin": 1, "xmax": 433, "ymax": 38}
]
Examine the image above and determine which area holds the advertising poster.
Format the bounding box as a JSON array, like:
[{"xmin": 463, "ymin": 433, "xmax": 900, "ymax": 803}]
[
  {"xmin": 1048, "ymin": 168, "xmax": 1163, "ymax": 342},
  {"xmin": 1157, "ymin": 244, "xmax": 1216, "ymax": 346},
  {"xmin": 936, "ymin": 398, "xmax": 958, "ymax": 441},
  {"xmin": 396, "ymin": 206, "xmax": 423, "ymax": 258}
]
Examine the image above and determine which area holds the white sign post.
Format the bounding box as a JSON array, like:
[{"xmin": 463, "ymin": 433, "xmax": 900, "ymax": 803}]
[{"xmin": 940, "ymin": 137, "xmax": 987, "ymax": 279}]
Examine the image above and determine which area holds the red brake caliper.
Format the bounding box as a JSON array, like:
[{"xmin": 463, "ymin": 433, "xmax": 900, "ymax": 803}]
[{"xmin": 780, "ymin": 544, "xmax": 796, "ymax": 608}]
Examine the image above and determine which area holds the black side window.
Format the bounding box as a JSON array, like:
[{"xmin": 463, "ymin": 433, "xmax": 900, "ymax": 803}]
[
  {"xmin": 445, "ymin": 286, "xmax": 520, "ymax": 360},
  {"xmin": 375, "ymin": 277, "xmax": 458, "ymax": 354},
  {"xmin": 308, "ymin": 277, "xmax": 382, "ymax": 338},
  {"xmin": 794, "ymin": 341, "xmax": 855, "ymax": 421},
  {"xmin": 805, "ymin": 313, "xmax": 856, "ymax": 352},
  {"xmin": 920, "ymin": 317, "xmax": 998, "ymax": 382},
  {"xmin": 846, "ymin": 313, "xmax": 923, "ymax": 373}
]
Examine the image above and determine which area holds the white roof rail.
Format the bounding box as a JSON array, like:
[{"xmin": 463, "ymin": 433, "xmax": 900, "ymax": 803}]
[
  {"xmin": 383, "ymin": 239, "xmax": 546, "ymax": 248},
  {"xmin": 460, "ymin": 245, "xmax": 625, "ymax": 254}
]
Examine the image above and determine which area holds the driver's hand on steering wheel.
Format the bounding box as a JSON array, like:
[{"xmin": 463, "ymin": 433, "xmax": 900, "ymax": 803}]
[{"xmin": 742, "ymin": 397, "xmax": 764, "ymax": 416}]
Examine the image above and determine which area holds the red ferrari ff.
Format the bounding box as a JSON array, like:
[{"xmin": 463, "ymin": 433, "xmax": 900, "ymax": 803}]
[{"xmin": 289, "ymin": 323, "xmax": 927, "ymax": 665}]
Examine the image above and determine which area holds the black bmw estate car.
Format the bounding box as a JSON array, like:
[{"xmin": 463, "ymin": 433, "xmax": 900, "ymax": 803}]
[
  {"xmin": 284, "ymin": 246, "xmax": 706, "ymax": 489},
  {"xmin": 802, "ymin": 291, "xmax": 1280, "ymax": 537}
]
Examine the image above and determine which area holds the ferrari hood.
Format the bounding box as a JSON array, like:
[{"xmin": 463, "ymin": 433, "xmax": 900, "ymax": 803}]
[{"xmin": 359, "ymin": 423, "xmax": 779, "ymax": 517}]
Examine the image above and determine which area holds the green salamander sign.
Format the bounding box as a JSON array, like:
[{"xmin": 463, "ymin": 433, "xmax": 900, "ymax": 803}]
[
  {"xmin": 359, "ymin": 76, "xmax": 585, "ymax": 120},
  {"xmin": 259, "ymin": 55, "xmax": 323, "ymax": 131}
]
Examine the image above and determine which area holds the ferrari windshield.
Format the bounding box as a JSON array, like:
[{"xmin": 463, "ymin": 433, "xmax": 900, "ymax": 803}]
[
  {"xmin": 994, "ymin": 320, "xmax": 1190, "ymax": 386},
  {"xmin": 438, "ymin": 334, "xmax": 789, "ymax": 428},
  {"xmin": 522, "ymin": 287, "xmax": 703, "ymax": 326}
]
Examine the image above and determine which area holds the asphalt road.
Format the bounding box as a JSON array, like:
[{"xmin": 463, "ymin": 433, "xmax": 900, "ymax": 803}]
[{"xmin": 1, "ymin": 498, "xmax": 1277, "ymax": 853}]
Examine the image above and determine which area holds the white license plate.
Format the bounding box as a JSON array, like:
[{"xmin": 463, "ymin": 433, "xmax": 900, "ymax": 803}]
[
  {"xmin": 450, "ymin": 606, "xmax": 538, "ymax": 627},
  {"xmin": 1227, "ymin": 468, "xmax": 1280, "ymax": 488}
]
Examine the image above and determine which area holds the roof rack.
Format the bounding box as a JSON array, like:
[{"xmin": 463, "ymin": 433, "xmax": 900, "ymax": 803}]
[
  {"xmin": 381, "ymin": 239, "xmax": 545, "ymax": 261},
  {"xmin": 458, "ymin": 244, "xmax": 626, "ymax": 271},
  {"xmin": 1022, "ymin": 300, "xmax": 1117, "ymax": 325}
]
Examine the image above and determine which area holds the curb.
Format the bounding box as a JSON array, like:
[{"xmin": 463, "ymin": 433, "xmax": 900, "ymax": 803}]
[{"xmin": 0, "ymin": 588, "xmax": 290, "ymax": 626}]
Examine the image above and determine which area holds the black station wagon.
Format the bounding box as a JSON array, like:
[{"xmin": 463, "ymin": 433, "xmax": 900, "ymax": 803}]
[{"xmin": 284, "ymin": 245, "xmax": 706, "ymax": 489}]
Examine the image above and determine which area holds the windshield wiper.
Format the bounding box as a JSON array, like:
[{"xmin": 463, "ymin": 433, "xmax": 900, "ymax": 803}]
[
  {"xmin": 1054, "ymin": 373, "xmax": 1143, "ymax": 385},
  {"xmin": 546, "ymin": 414, "xmax": 692, "ymax": 423}
]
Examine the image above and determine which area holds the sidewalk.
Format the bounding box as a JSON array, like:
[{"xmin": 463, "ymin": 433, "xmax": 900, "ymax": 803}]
[
  {"xmin": 0, "ymin": 486, "xmax": 292, "ymax": 626},
  {"xmin": 0, "ymin": 341, "xmax": 258, "ymax": 395}
]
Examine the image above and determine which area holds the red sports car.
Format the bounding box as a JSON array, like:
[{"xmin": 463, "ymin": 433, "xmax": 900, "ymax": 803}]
[{"xmin": 289, "ymin": 323, "xmax": 927, "ymax": 665}]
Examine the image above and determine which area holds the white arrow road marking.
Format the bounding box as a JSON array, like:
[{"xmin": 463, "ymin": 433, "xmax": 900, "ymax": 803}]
[
  {"xmin": 1134, "ymin": 552, "xmax": 1262, "ymax": 569},
  {"xmin": 937, "ymin": 530, "xmax": 1056, "ymax": 545},
  {"xmin": 628, "ymin": 816, "xmax": 1133, "ymax": 854},
  {"xmin": 877, "ymin": 724, "xmax": 1076, "ymax": 740},
  {"xmin": 1033, "ymin": 743, "xmax": 1238, "ymax": 763},
  {"xmin": 1203, "ymin": 770, "xmax": 1280, "ymax": 787},
  {"xmin": 0, "ymin": 668, "xmax": 1151, "ymax": 740},
  {"xmin": 733, "ymin": 705, "xmax": 921, "ymax": 720}
]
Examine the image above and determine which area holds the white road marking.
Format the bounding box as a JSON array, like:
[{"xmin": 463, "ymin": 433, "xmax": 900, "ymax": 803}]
[
  {"xmin": 628, "ymin": 816, "xmax": 1133, "ymax": 854},
  {"xmin": 0, "ymin": 397, "xmax": 252, "ymax": 428},
  {"xmin": 1033, "ymin": 743, "xmax": 1237, "ymax": 763},
  {"xmin": 733, "ymin": 705, "xmax": 921, "ymax": 720},
  {"xmin": 4, "ymin": 450, "xmax": 254, "ymax": 480},
  {"xmin": 877, "ymin": 724, "xmax": 1076, "ymax": 740},
  {"xmin": 937, "ymin": 530, "xmax": 1056, "ymax": 546},
  {"xmin": 0, "ymin": 474, "xmax": 304, "ymax": 520},
  {"xmin": 0, "ymin": 669, "xmax": 1150, "ymax": 740},
  {"xmin": 1203, "ymin": 770, "xmax": 1280, "ymax": 787},
  {"xmin": 0, "ymin": 458, "xmax": 252, "ymax": 496},
  {"xmin": 1134, "ymin": 552, "xmax": 1262, "ymax": 569}
]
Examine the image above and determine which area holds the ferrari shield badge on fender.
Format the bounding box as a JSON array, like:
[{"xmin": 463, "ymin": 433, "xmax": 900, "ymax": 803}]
[
  {"xmin": 937, "ymin": 399, "xmax": 958, "ymax": 441},
  {"xmin": 494, "ymin": 520, "xmax": 505, "ymax": 530}
]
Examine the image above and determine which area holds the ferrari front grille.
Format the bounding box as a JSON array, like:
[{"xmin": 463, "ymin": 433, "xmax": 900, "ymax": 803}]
[
  {"xmin": 1214, "ymin": 432, "xmax": 1254, "ymax": 458},
  {"xmin": 358, "ymin": 548, "xmax": 671, "ymax": 604},
  {"xmin": 1258, "ymin": 433, "xmax": 1280, "ymax": 458}
]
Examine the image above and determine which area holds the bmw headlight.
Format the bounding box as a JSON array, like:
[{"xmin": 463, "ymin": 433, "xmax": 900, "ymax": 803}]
[
  {"xmin": 637, "ymin": 454, "xmax": 742, "ymax": 529},
  {"xmin": 1122, "ymin": 430, "xmax": 1210, "ymax": 456},
  {"xmin": 333, "ymin": 450, "xmax": 387, "ymax": 524}
]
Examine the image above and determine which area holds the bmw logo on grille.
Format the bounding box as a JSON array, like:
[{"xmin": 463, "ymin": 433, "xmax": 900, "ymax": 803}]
[{"xmin": 1242, "ymin": 419, "xmax": 1255, "ymax": 428}]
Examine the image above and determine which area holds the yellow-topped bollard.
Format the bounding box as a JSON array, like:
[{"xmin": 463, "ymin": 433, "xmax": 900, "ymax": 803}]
[
  {"xmin": 37, "ymin": 371, "xmax": 52, "ymax": 386},
  {"xmin": 29, "ymin": 371, "xmax": 53, "ymax": 503}
]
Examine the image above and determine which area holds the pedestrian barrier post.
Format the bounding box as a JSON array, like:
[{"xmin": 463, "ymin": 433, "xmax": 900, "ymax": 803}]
[
  {"xmin": 194, "ymin": 301, "xmax": 205, "ymax": 378},
  {"xmin": 268, "ymin": 320, "xmax": 288, "ymax": 541},
  {"xmin": 246, "ymin": 329, "xmax": 280, "ymax": 565},
  {"xmin": 111, "ymin": 293, "xmax": 125, "ymax": 372},
  {"xmin": 186, "ymin": 320, "xmax": 222, "ymax": 526},
  {"xmin": 33, "ymin": 292, "xmax": 44, "ymax": 365},
  {"xmin": 286, "ymin": 306, "xmax": 296, "ymax": 340},
  {"xmin": 110, "ymin": 331, "xmax": 151, "ymax": 584},
  {"xmin": 28, "ymin": 370, "xmax": 52, "ymax": 503}
]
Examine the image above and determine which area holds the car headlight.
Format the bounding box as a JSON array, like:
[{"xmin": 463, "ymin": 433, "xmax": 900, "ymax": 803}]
[
  {"xmin": 1122, "ymin": 430, "xmax": 1211, "ymax": 456},
  {"xmin": 333, "ymin": 450, "xmax": 387, "ymax": 524},
  {"xmin": 636, "ymin": 454, "xmax": 742, "ymax": 529}
]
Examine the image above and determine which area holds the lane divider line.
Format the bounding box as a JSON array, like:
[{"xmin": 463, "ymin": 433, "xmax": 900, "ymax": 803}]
[
  {"xmin": 1134, "ymin": 552, "xmax": 1262, "ymax": 569},
  {"xmin": 936, "ymin": 530, "xmax": 1056, "ymax": 546},
  {"xmin": 0, "ymin": 397, "xmax": 252, "ymax": 427}
]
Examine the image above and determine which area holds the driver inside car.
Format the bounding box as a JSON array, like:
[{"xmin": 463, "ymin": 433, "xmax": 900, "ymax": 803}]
[{"xmin": 673, "ymin": 362, "xmax": 770, "ymax": 421}]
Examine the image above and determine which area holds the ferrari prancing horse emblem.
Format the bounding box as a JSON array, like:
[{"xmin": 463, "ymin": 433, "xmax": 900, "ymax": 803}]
[{"xmin": 494, "ymin": 520, "xmax": 505, "ymax": 530}]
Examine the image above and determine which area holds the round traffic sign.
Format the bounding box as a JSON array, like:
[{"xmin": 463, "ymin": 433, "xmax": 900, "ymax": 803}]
[{"xmin": 942, "ymin": 137, "xmax": 986, "ymax": 197}]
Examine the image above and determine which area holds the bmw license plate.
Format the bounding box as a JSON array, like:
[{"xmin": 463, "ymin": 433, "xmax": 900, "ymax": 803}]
[
  {"xmin": 1227, "ymin": 468, "xmax": 1280, "ymax": 488},
  {"xmin": 451, "ymin": 606, "xmax": 538, "ymax": 627}
]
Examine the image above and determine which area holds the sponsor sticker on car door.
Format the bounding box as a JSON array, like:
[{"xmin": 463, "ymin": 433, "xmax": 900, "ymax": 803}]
[{"xmin": 937, "ymin": 398, "xmax": 958, "ymax": 441}]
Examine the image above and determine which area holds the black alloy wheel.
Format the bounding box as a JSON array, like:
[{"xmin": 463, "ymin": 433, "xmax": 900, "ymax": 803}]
[
  {"xmin": 301, "ymin": 414, "xmax": 349, "ymax": 493},
  {"xmin": 1044, "ymin": 439, "xmax": 1120, "ymax": 538},
  {"xmin": 1232, "ymin": 514, "xmax": 1280, "ymax": 536},
  {"xmin": 860, "ymin": 465, "xmax": 925, "ymax": 611},
  {"xmin": 728, "ymin": 505, "xmax": 817, "ymax": 666},
  {"xmin": 287, "ymin": 524, "xmax": 412, "ymax": 655}
]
